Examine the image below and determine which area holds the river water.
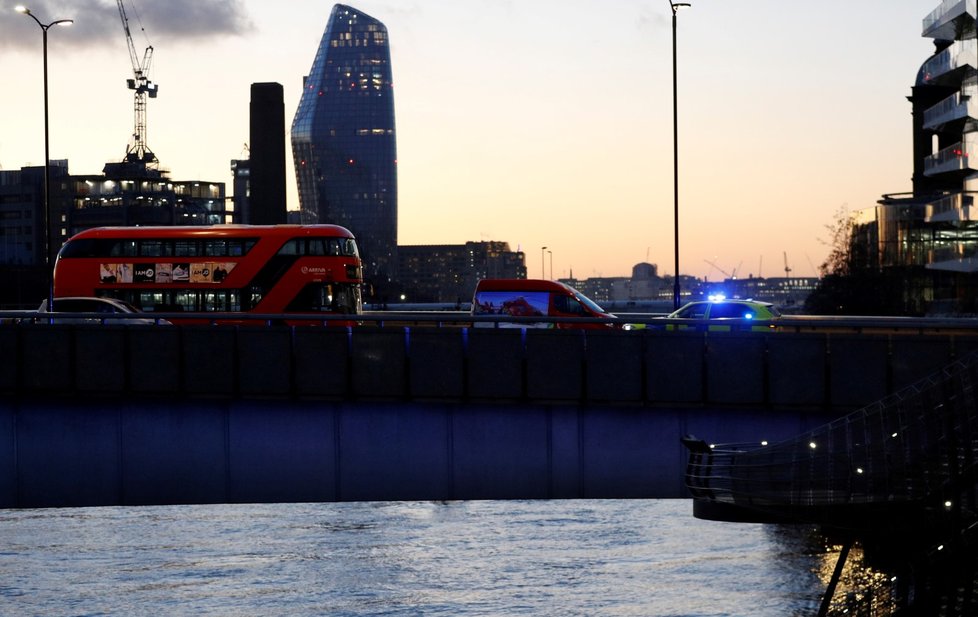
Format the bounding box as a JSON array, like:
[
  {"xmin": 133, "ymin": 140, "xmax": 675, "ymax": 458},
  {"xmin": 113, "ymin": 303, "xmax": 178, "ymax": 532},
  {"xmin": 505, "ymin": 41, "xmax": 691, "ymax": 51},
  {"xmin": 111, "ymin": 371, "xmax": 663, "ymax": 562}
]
[{"xmin": 0, "ymin": 499, "xmax": 837, "ymax": 616}]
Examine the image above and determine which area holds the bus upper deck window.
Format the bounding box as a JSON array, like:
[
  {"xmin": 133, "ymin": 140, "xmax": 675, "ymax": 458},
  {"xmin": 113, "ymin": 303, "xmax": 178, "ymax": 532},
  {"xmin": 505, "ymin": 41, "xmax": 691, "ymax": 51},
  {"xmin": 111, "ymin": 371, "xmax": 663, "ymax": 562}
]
[
  {"xmin": 175, "ymin": 240, "xmax": 198, "ymax": 257},
  {"xmin": 308, "ymin": 239, "xmax": 326, "ymax": 256},
  {"xmin": 278, "ymin": 239, "xmax": 300, "ymax": 255},
  {"xmin": 205, "ymin": 240, "xmax": 228, "ymax": 256},
  {"xmin": 140, "ymin": 240, "xmax": 163, "ymax": 257},
  {"xmin": 110, "ymin": 240, "xmax": 137, "ymax": 257}
]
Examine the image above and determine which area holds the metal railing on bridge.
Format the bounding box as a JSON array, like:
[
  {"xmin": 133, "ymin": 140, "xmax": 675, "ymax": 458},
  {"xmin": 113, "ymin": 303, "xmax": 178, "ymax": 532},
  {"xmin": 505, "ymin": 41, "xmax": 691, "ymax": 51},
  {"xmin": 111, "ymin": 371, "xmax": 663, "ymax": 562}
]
[
  {"xmin": 4, "ymin": 311, "xmax": 978, "ymax": 408},
  {"xmin": 682, "ymin": 350, "xmax": 978, "ymax": 615}
]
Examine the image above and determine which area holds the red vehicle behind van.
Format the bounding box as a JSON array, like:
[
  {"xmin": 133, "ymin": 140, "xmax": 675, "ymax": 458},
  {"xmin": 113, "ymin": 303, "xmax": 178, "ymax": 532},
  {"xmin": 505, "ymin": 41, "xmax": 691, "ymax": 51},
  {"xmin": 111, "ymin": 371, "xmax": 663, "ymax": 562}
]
[{"xmin": 471, "ymin": 279, "xmax": 619, "ymax": 329}]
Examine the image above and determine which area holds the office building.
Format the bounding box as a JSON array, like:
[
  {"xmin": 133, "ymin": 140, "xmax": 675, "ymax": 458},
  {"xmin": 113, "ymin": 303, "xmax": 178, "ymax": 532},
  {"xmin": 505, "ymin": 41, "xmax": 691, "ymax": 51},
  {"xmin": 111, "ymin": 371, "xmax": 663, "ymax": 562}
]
[
  {"xmin": 291, "ymin": 4, "xmax": 398, "ymax": 296},
  {"xmin": 398, "ymin": 242, "xmax": 526, "ymax": 304},
  {"xmin": 65, "ymin": 164, "xmax": 227, "ymax": 239}
]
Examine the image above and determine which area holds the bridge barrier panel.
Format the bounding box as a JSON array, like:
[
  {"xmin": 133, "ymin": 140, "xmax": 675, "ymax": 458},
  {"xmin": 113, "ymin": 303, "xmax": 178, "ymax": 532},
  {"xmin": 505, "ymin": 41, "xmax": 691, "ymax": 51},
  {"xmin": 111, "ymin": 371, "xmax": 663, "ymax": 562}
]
[
  {"xmin": 352, "ymin": 328, "xmax": 407, "ymax": 398},
  {"xmin": 466, "ymin": 329, "xmax": 524, "ymax": 399},
  {"xmin": 227, "ymin": 401, "xmax": 337, "ymax": 503},
  {"xmin": 128, "ymin": 327, "xmax": 181, "ymax": 394},
  {"xmin": 338, "ymin": 403, "xmax": 451, "ymax": 500},
  {"xmin": 15, "ymin": 403, "xmax": 121, "ymax": 507},
  {"xmin": 121, "ymin": 401, "xmax": 228, "ymax": 505},
  {"xmin": 549, "ymin": 406, "xmax": 583, "ymax": 498},
  {"xmin": 293, "ymin": 328, "xmax": 350, "ymax": 398},
  {"xmin": 74, "ymin": 326, "xmax": 126, "ymax": 394},
  {"xmin": 586, "ymin": 331, "xmax": 643, "ymax": 403},
  {"xmin": 0, "ymin": 405, "xmax": 11, "ymax": 506},
  {"xmin": 452, "ymin": 405, "xmax": 550, "ymax": 499},
  {"xmin": 19, "ymin": 325, "xmax": 73, "ymax": 394},
  {"xmin": 0, "ymin": 328, "xmax": 17, "ymax": 393},
  {"xmin": 579, "ymin": 406, "xmax": 682, "ymax": 497},
  {"xmin": 526, "ymin": 330, "xmax": 585, "ymax": 400},
  {"xmin": 646, "ymin": 333, "xmax": 704, "ymax": 403},
  {"xmin": 890, "ymin": 336, "xmax": 954, "ymax": 389},
  {"xmin": 181, "ymin": 327, "xmax": 236, "ymax": 396},
  {"xmin": 237, "ymin": 328, "xmax": 292, "ymax": 397},
  {"xmin": 828, "ymin": 335, "xmax": 890, "ymax": 408},
  {"xmin": 408, "ymin": 329, "xmax": 465, "ymax": 399},
  {"xmin": 767, "ymin": 334, "xmax": 827, "ymax": 407},
  {"xmin": 705, "ymin": 333, "xmax": 766, "ymax": 405}
]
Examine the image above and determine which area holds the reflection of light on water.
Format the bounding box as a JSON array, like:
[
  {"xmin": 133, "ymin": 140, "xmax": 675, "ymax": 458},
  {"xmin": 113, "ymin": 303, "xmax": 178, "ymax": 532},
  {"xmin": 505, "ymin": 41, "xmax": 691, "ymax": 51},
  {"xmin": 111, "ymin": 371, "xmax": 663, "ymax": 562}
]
[{"xmin": 814, "ymin": 542, "xmax": 898, "ymax": 616}]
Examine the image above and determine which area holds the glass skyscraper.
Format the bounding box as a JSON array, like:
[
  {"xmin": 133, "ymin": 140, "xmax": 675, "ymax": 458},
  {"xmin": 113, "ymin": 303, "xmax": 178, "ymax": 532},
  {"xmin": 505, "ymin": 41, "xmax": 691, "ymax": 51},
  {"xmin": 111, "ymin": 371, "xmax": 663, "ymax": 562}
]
[{"xmin": 292, "ymin": 4, "xmax": 397, "ymax": 292}]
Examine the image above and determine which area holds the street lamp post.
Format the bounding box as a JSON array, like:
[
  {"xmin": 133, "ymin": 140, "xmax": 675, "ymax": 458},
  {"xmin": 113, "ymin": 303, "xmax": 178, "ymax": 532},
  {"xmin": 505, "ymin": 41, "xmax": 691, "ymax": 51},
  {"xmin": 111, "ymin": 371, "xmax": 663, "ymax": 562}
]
[
  {"xmin": 541, "ymin": 246, "xmax": 547, "ymax": 279},
  {"xmin": 669, "ymin": 1, "xmax": 690, "ymax": 310},
  {"xmin": 16, "ymin": 5, "xmax": 73, "ymax": 303}
]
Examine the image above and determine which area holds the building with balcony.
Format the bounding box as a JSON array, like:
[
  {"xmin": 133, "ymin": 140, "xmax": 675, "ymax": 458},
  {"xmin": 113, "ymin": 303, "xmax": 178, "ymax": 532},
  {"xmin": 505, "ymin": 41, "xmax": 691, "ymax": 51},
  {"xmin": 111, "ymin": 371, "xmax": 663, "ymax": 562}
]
[
  {"xmin": 291, "ymin": 4, "xmax": 397, "ymax": 299},
  {"xmin": 856, "ymin": 0, "xmax": 978, "ymax": 313}
]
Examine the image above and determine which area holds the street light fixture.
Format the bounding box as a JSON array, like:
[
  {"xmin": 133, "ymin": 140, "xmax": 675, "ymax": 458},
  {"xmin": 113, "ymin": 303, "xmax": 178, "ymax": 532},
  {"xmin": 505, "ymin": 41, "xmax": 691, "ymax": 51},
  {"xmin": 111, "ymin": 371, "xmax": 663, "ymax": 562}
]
[
  {"xmin": 547, "ymin": 250, "xmax": 553, "ymax": 280},
  {"xmin": 669, "ymin": 1, "xmax": 689, "ymax": 310},
  {"xmin": 16, "ymin": 5, "xmax": 73, "ymax": 303},
  {"xmin": 541, "ymin": 246, "xmax": 547, "ymax": 279}
]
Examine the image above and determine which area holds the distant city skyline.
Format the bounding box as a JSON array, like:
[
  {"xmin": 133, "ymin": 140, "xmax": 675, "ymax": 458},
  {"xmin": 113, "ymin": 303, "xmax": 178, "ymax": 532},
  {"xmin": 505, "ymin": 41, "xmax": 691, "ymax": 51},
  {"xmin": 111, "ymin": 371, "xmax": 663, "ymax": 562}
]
[{"xmin": 0, "ymin": 0, "xmax": 935, "ymax": 280}]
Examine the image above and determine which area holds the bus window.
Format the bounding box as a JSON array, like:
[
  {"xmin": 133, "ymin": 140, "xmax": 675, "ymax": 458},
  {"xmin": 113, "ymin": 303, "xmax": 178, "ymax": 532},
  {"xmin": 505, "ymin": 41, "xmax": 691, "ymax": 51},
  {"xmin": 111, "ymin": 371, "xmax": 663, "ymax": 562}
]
[
  {"xmin": 308, "ymin": 239, "xmax": 326, "ymax": 256},
  {"xmin": 173, "ymin": 291, "xmax": 197, "ymax": 312},
  {"xmin": 204, "ymin": 240, "xmax": 227, "ymax": 256},
  {"xmin": 228, "ymin": 240, "xmax": 254, "ymax": 256},
  {"xmin": 202, "ymin": 291, "xmax": 224, "ymax": 312},
  {"xmin": 287, "ymin": 282, "xmax": 361, "ymax": 313},
  {"xmin": 174, "ymin": 240, "xmax": 198, "ymax": 257},
  {"xmin": 278, "ymin": 239, "xmax": 300, "ymax": 255},
  {"xmin": 139, "ymin": 240, "xmax": 165, "ymax": 257},
  {"xmin": 110, "ymin": 240, "xmax": 138, "ymax": 257}
]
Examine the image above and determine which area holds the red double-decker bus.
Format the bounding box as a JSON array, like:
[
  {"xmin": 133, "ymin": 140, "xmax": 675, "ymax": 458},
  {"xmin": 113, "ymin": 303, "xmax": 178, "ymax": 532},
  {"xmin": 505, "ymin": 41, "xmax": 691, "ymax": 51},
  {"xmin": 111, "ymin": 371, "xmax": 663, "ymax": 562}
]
[{"xmin": 53, "ymin": 225, "xmax": 363, "ymax": 322}]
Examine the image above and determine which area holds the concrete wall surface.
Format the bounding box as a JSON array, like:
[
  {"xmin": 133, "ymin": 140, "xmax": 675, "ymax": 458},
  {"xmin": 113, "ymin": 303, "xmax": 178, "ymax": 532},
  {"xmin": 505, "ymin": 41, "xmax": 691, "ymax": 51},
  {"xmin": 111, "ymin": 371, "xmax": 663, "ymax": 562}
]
[{"xmin": 0, "ymin": 399, "xmax": 837, "ymax": 508}]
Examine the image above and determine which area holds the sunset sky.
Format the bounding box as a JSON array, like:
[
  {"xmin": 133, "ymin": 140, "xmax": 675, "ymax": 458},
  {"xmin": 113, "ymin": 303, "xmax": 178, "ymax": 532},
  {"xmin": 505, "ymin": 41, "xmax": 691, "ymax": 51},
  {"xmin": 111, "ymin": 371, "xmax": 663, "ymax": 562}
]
[{"xmin": 1, "ymin": 0, "xmax": 936, "ymax": 280}]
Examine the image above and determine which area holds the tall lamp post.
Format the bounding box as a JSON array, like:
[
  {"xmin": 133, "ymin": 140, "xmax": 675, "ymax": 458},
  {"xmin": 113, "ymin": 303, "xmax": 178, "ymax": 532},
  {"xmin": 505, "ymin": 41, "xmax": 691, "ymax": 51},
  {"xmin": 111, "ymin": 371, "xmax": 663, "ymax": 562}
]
[
  {"xmin": 16, "ymin": 5, "xmax": 73, "ymax": 303},
  {"xmin": 540, "ymin": 246, "xmax": 547, "ymax": 279},
  {"xmin": 669, "ymin": 1, "xmax": 689, "ymax": 310}
]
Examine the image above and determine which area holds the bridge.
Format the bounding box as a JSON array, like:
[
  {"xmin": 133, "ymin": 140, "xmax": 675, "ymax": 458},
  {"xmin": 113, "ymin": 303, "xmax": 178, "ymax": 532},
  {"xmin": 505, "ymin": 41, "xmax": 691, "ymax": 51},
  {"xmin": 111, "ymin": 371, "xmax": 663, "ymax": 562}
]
[{"xmin": 1, "ymin": 314, "xmax": 976, "ymax": 509}]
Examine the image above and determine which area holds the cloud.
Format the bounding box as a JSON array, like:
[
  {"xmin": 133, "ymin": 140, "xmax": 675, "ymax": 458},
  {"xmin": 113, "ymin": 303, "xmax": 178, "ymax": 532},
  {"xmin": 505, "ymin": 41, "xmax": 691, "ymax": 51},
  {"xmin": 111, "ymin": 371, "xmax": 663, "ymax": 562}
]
[{"xmin": 1, "ymin": 0, "xmax": 253, "ymax": 50}]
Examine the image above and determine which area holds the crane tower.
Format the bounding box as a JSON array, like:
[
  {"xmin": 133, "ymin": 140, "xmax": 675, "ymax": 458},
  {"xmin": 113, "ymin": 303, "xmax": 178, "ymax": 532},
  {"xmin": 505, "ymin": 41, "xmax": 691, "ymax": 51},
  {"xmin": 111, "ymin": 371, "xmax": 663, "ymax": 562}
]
[{"xmin": 117, "ymin": 0, "xmax": 158, "ymax": 168}]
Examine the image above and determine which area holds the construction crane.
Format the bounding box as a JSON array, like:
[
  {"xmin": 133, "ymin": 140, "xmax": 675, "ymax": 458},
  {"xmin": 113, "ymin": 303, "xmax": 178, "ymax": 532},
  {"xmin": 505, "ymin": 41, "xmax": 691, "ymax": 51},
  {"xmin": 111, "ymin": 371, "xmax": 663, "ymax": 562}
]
[{"xmin": 116, "ymin": 0, "xmax": 158, "ymax": 167}]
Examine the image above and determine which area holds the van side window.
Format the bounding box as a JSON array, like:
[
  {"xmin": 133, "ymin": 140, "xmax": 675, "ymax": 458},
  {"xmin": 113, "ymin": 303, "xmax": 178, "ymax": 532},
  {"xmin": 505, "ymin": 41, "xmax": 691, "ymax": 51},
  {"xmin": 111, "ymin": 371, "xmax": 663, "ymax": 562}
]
[{"xmin": 553, "ymin": 294, "xmax": 585, "ymax": 315}]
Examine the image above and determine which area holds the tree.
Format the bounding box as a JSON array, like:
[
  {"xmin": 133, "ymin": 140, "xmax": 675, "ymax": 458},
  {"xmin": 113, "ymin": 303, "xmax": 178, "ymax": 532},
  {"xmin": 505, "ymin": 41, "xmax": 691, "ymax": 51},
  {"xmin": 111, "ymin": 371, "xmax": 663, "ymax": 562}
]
[{"xmin": 805, "ymin": 206, "xmax": 909, "ymax": 315}]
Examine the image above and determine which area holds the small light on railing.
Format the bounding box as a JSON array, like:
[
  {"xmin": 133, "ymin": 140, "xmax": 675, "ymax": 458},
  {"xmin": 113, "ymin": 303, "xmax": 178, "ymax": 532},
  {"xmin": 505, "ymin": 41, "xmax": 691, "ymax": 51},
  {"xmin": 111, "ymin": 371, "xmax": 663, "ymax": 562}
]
[
  {"xmin": 809, "ymin": 441, "xmax": 817, "ymax": 449},
  {"xmin": 945, "ymin": 500, "xmax": 953, "ymax": 508},
  {"xmin": 760, "ymin": 440, "xmax": 768, "ymax": 446},
  {"xmin": 855, "ymin": 467, "xmax": 864, "ymax": 474},
  {"xmin": 709, "ymin": 444, "xmax": 715, "ymax": 449}
]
